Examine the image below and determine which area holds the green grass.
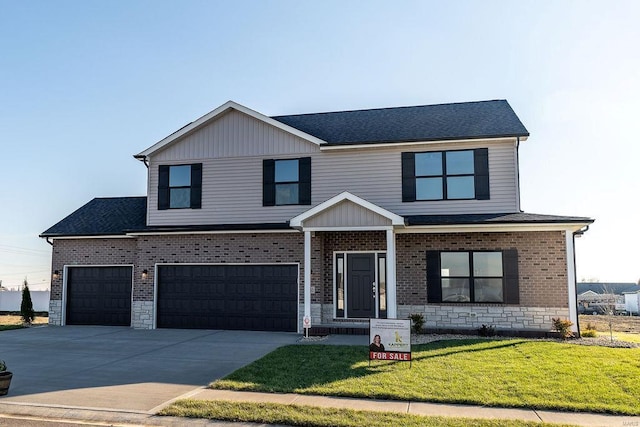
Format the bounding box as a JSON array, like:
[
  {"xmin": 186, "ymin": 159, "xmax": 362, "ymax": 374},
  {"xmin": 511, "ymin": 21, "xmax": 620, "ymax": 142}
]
[
  {"xmin": 0, "ymin": 325, "xmax": 24, "ymax": 331},
  {"xmin": 211, "ymin": 339, "xmax": 640, "ymax": 415},
  {"xmin": 160, "ymin": 400, "xmax": 575, "ymax": 427}
]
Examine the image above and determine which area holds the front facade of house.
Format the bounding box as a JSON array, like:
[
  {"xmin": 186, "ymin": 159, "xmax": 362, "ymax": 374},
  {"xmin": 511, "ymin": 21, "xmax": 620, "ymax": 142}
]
[{"xmin": 42, "ymin": 100, "xmax": 592, "ymax": 334}]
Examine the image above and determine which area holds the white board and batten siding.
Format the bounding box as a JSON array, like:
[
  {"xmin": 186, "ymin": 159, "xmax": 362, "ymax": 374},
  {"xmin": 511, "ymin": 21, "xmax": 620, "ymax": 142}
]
[
  {"xmin": 147, "ymin": 109, "xmax": 520, "ymax": 226},
  {"xmin": 304, "ymin": 200, "xmax": 392, "ymax": 228}
]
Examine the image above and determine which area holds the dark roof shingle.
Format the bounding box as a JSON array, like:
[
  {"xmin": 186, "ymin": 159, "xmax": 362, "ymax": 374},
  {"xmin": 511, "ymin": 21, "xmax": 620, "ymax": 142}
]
[
  {"xmin": 40, "ymin": 197, "xmax": 147, "ymax": 237},
  {"xmin": 272, "ymin": 100, "xmax": 529, "ymax": 145},
  {"xmin": 405, "ymin": 212, "xmax": 593, "ymax": 226}
]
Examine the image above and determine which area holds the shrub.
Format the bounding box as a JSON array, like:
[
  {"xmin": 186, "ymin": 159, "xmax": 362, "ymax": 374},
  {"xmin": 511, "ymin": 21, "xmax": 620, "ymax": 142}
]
[
  {"xmin": 552, "ymin": 317, "xmax": 574, "ymax": 339},
  {"xmin": 581, "ymin": 328, "xmax": 597, "ymax": 338},
  {"xmin": 21, "ymin": 280, "xmax": 35, "ymax": 324},
  {"xmin": 477, "ymin": 324, "xmax": 496, "ymax": 337},
  {"xmin": 408, "ymin": 313, "xmax": 425, "ymax": 334}
]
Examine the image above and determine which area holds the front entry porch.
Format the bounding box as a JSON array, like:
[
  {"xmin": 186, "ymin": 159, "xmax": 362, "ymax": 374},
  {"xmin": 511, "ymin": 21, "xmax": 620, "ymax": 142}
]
[{"xmin": 289, "ymin": 192, "xmax": 405, "ymax": 333}]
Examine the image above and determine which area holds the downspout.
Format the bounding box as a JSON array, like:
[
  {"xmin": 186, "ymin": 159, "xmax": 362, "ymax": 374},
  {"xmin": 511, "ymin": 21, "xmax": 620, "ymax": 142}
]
[
  {"xmin": 134, "ymin": 155, "xmax": 149, "ymax": 169},
  {"xmin": 45, "ymin": 237, "xmax": 53, "ymax": 246},
  {"xmin": 572, "ymin": 225, "xmax": 589, "ymax": 337},
  {"xmin": 516, "ymin": 137, "xmax": 522, "ymax": 212}
]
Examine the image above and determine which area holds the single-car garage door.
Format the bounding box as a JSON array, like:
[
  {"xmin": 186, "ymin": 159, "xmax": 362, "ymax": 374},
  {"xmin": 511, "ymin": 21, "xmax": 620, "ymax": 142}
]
[
  {"xmin": 157, "ymin": 264, "xmax": 298, "ymax": 331},
  {"xmin": 66, "ymin": 266, "xmax": 132, "ymax": 326}
]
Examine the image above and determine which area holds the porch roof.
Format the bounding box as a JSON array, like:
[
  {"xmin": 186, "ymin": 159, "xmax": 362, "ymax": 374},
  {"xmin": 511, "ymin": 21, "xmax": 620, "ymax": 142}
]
[{"xmin": 289, "ymin": 192, "xmax": 405, "ymax": 230}]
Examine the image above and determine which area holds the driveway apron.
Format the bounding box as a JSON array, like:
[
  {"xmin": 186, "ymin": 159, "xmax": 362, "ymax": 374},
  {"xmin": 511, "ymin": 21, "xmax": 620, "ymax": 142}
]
[{"xmin": 0, "ymin": 326, "xmax": 298, "ymax": 412}]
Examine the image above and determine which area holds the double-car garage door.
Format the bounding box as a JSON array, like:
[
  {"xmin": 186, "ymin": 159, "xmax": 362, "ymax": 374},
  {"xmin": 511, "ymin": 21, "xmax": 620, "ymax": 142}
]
[
  {"xmin": 65, "ymin": 264, "xmax": 298, "ymax": 332},
  {"xmin": 157, "ymin": 264, "xmax": 298, "ymax": 332}
]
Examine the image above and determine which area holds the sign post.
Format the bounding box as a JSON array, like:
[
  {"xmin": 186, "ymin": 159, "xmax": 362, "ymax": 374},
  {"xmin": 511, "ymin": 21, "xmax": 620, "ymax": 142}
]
[
  {"xmin": 303, "ymin": 315, "xmax": 311, "ymax": 337},
  {"xmin": 369, "ymin": 319, "xmax": 412, "ymax": 366}
]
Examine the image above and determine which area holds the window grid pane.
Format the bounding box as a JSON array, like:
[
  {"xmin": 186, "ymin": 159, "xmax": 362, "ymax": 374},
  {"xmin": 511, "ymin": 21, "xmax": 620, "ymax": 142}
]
[
  {"xmin": 441, "ymin": 252, "xmax": 470, "ymax": 277},
  {"xmin": 447, "ymin": 176, "xmax": 475, "ymax": 199},
  {"xmin": 474, "ymin": 278, "xmax": 504, "ymax": 302},
  {"xmin": 169, "ymin": 188, "xmax": 190, "ymax": 208},
  {"xmin": 415, "ymin": 152, "xmax": 442, "ymax": 176},
  {"xmin": 275, "ymin": 183, "xmax": 299, "ymax": 205},
  {"xmin": 416, "ymin": 177, "xmax": 443, "ymax": 200},
  {"xmin": 275, "ymin": 159, "xmax": 299, "ymax": 182},
  {"xmin": 445, "ymin": 150, "xmax": 474, "ymax": 175},
  {"xmin": 169, "ymin": 165, "xmax": 191, "ymax": 187}
]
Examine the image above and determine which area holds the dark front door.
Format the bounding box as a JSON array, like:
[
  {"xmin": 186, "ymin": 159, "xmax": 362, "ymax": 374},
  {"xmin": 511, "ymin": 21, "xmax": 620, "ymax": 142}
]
[
  {"xmin": 156, "ymin": 264, "xmax": 298, "ymax": 331},
  {"xmin": 66, "ymin": 266, "xmax": 132, "ymax": 326},
  {"xmin": 347, "ymin": 253, "xmax": 376, "ymax": 318}
]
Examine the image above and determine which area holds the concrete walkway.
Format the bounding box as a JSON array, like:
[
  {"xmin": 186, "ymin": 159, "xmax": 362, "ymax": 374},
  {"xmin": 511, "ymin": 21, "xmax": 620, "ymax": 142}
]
[
  {"xmin": 2, "ymin": 387, "xmax": 637, "ymax": 426},
  {"xmin": 189, "ymin": 389, "xmax": 640, "ymax": 427}
]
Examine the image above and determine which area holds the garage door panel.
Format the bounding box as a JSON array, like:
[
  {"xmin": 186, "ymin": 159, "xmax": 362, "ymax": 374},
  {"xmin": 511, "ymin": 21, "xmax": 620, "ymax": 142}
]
[
  {"xmin": 66, "ymin": 266, "xmax": 132, "ymax": 326},
  {"xmin": 157, "ymin": 264, "xmax": 297, "ymax": 331}
]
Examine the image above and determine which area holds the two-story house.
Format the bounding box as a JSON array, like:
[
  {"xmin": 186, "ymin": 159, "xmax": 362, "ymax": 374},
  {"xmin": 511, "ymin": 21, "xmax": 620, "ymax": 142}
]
[{"xmin": 41, "ymin": 100, "xmax": 593, "ymax": 335}]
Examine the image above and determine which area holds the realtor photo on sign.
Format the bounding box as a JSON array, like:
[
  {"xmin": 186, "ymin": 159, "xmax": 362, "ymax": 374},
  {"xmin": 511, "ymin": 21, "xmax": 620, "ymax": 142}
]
[{"xmin": 369, "ymin": 319, "xmax": 411, "ymax": 362}]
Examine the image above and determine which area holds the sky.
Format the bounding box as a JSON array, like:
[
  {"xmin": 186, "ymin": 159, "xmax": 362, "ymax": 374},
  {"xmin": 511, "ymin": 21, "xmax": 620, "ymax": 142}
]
[{"xmin": 1, "ymin": 1, "xmax": 639, "ymax": 291}]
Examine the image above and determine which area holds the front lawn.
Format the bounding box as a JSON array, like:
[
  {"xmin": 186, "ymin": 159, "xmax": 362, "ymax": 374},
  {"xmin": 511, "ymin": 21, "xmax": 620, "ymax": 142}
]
[
  {"xmin": 211, "ymin": 339, "xmax": 640, "ymax": 415},
  {"xmin": 160, "ymin": 400, "xmax": 575, "ymax": 427},
  {"xmin": 0, "ymin": 314, "xmax": 48, "ymax": 330}
]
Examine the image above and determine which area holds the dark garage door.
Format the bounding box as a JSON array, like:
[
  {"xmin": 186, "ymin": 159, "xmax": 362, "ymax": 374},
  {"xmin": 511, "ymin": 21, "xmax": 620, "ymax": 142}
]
[
  {"xmin": 157, "ymin": 264, "xmax": 298, "ymax": 331},
  {"xmin": 66, "ymin": 266, "xmax": 132, "ymax": 326}
]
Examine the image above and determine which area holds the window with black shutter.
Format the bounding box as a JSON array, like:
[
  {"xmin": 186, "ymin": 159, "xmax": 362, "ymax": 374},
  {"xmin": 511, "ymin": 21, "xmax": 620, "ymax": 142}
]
[
  {"xmin": 402, "ymin": 148, "xmax": 489, "ymax": 202},
  {"xmin": 157, "ymin": 163, "xmax": 202, "ymax": 210},
  {"xmin": 263, "ymin": 157, "xmax": 311, "ymax": 206},
  {"xmin": 426, "ymin": 250, "xmax": 519, "ymax": 304}
]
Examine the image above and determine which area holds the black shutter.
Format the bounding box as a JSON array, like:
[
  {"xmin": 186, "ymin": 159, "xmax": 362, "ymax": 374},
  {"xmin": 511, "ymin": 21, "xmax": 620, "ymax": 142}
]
[
  {"xmin": 190, "ymin": 163, "xmax": 202, "ymax": 209},
  {"xmin": 474, "ymin": 148, "xmax": 490, "ymax": 200},
  {"xmin": 426, "ymin": 251, "xmax": 441, "ymax": 303},
  {"xmin": 401, "ymin": 152, "xmax": 416, "ymax": 202},
  {"xmin": 298, "ymin": 157, "xmax": 311, "ymax": 205},
  {"xmin": 503, "ymin": 249, "xmax": 519, "ymax": 304},
  {"xmin": 158, "ymin": 165, "xmax": 170, "ymax": 210},
  {"xmin": 263, "ymin": 159, "xmax": 275, "ymax": 206}
]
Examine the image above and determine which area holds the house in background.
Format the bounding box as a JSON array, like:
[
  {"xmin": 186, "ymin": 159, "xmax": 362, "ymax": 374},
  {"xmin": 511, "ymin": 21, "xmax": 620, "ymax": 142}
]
[
  {"xmin": 576, "ymin": 282, "xmax": 640, "ymax": 315},
  {"xmin": 41, "ymin": 100, "xmax": 593, "ymax": 335}
]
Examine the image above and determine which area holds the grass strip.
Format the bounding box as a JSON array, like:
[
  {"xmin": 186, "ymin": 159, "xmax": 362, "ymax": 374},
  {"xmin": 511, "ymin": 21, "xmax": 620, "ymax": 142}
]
[
  {"xmin": 159, "ymin": 399, "xmax": 575, "ymax": 427},
  {"xmin": 211, "ymin": 339, "xmax": 640, "ymax": 415},
  {"xmin": 0, "ymin": 325, "xmax": 25, "ymax": 331}
]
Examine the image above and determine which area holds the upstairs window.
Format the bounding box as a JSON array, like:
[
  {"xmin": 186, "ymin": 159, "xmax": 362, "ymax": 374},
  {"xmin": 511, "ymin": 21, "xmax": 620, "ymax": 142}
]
[
  {"xmin": 263, "ymin": 157, "xmax": 311, "ymax": 206},
  {"xmin": 402, "ymin": 148, "xmax": 489, "ymax": 202},
  {"xmin": 158, "ymin": 163, "xmax": 202, "ymax": 210},
  {"xmin": 275, "ymin": 159, "xmax": 300, "ymax": 205}
]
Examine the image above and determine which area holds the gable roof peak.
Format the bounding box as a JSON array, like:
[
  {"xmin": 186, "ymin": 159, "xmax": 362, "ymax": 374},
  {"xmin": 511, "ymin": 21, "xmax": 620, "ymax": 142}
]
[{"xmin": 134, "ymin": 100, "xmax": 326, "ymax": 159}]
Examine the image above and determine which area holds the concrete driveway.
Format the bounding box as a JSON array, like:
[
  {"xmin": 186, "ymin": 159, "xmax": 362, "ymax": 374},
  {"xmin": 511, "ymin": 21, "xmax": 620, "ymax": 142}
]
[{"xmin": 0, "ymin": 326, "xmax": 299, "ymax": 412}]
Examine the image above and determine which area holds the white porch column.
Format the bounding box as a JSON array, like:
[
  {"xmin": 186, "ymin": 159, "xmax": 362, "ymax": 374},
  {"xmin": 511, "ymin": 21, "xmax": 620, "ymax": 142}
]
[
  {"xmin": 565, "ymin": 230, "xmax": 578, "ymax": 333},
  {"xmin": 304, "ymin": 230, "xmax": 312, "ymax": 324},
  {"xmin": 386, "ymin": 228, "xmax": 397, "ymax": 318}
]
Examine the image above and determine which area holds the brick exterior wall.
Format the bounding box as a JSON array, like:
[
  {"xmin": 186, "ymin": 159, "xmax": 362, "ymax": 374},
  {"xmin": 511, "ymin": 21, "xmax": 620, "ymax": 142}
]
[
  {"xmin": 50, "ymin": 238, "xmax": 137, "ymax": 300},
  {"xmin": 48, "ymin": 230, "xmax": 569, "ymax": 332},
  {"xmin": 396, "ymin": 231, "xmax": 568, "ymax": 308}
]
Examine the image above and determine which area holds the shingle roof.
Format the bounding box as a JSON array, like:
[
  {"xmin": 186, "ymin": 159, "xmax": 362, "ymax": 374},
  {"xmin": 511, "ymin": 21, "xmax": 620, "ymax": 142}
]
[
  {"xmin": 405, "ymin": 212, "xmax": 593, "ymax": 226},
  {"xmin": 40, "ymin": 197, "xmax": 291, "ymax": 237},
  {"xmin": 272, "ymin": 100, "xmax": 529, "ymax": 145},
  {"xmin": 42, "ymin": 197, "xmax": 593, "ymax": 238},
  {"xmin": 40, "ymin": 197, "xmax": 147, "ymax": 237}
]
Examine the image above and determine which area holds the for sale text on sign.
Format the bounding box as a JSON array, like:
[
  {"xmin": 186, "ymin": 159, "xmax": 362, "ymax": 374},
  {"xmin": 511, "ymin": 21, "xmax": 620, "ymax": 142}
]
[{"xmin": 369, "ymin": 318, "xmax": 411, "ymax": 362}]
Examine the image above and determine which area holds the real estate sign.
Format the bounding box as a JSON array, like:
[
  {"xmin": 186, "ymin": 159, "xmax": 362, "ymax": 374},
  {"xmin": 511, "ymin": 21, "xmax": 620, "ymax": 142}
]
[{"xmin": 369, "ymin": 318, "xmax": 411, "ymax": 361}]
